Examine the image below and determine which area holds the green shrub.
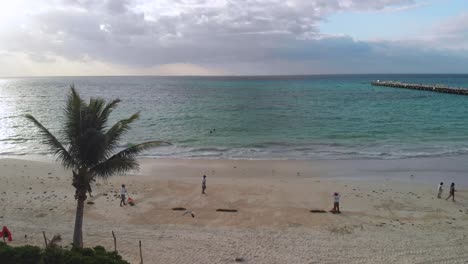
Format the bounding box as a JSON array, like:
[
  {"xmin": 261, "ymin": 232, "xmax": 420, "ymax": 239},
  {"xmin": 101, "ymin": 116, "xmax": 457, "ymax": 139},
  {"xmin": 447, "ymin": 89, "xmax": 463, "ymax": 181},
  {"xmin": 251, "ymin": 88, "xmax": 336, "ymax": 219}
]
[
  {"xmin": 0, "ymin": 243, "xmax": 42, "ymax": 264},
  {"xmin": 0, "ymin": 242, "xmax": 130, "ymax": 264}
]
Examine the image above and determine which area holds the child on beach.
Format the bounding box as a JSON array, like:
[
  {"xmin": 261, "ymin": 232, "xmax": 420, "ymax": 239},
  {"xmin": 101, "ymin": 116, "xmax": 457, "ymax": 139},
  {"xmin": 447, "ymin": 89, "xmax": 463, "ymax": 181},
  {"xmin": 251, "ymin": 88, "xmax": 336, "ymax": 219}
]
[
  {"xmin": 446, "ymin": 182, "xmax": 455, "ymax": 201},
  {"xmin": 120, "ymin": 184, "xmax": 127, "ymax": 206},
  {"xmin": 330, "ymin": 192, "xmax": 341, "ymax": 213},
  {"xmin": 202, "ymin": 175, "xmax": 207, "ymax": 194},
  {"xmin": 437, "ymin": 182, "xmax": 443, "ymax": 198}
]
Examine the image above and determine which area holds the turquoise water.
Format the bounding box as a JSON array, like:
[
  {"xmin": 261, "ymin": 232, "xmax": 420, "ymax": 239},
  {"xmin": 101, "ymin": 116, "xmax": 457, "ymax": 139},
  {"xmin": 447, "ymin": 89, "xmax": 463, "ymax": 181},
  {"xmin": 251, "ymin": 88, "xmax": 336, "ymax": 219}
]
[{"xmin": 1, "ymin": 74, "xmax": 468, "ymax": 159}]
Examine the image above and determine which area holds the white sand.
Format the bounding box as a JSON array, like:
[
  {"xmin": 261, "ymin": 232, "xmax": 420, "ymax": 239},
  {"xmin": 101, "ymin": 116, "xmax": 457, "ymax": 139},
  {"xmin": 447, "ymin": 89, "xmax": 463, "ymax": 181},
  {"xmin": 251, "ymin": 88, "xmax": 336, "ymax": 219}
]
[{"xmin": 1, "ymin": 158, "xmax": 468, "ymax": 263}]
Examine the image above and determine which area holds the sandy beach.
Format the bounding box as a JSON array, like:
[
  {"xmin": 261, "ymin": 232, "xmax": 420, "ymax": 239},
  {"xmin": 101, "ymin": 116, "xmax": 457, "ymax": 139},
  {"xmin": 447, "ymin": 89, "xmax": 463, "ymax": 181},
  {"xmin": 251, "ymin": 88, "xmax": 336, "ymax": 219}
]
[{"xmin": 1, "ymin": 157, "xmax": 468, "ymax": 263}]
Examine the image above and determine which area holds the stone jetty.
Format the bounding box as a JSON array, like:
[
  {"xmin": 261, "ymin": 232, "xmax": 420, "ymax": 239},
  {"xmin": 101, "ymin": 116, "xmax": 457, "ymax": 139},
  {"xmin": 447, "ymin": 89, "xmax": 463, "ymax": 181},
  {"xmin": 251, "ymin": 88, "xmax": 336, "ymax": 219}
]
[{"xmin": 371, "ymin": 80, "xmax": 468, "ymax": 96}]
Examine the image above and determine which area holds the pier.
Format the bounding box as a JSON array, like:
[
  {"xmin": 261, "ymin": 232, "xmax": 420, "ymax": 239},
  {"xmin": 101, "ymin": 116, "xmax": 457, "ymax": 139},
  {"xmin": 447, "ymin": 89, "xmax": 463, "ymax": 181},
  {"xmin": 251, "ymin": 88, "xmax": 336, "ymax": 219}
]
[{"xmin": 371, "ymin": 80, "xmax": 468, "ymax": 96}]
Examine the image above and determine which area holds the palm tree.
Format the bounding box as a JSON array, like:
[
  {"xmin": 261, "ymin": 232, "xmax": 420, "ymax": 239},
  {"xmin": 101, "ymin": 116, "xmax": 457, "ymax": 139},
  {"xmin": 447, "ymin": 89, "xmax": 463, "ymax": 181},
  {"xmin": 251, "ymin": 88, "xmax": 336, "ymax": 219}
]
[{"xmin": 25, "ymin": 86, "xmax": 166, "ymax": 248}]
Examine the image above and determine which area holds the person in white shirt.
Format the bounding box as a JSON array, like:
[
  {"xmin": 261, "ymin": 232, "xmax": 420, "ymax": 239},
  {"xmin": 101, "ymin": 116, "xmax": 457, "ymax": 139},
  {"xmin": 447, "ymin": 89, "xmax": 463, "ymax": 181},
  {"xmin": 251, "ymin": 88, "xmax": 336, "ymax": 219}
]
[
  {"xmin": 437, "ymin": 182, "xmax": 443, "ymax": 198},
  {"xmin": 120, "ymin": 184, "xmax": 127, "ymax": 206},
  {"xmin": 202, "ymin": 175, "xmax": 207, "ymax": 194},
  {"xmin": 331, "ymin": 192, "xmax": 341, "ymax": 213}
]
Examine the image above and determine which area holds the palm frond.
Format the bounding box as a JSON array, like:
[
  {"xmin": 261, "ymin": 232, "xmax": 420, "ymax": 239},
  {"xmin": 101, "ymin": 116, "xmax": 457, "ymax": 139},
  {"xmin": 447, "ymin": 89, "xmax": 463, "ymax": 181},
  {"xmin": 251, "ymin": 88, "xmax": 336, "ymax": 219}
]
[
  {"xmin": 89, "ymin": 141, "xmax": 169, "ymax": 178},
  {"xmin": 103, "ymin": 112, "xmax": 140, "ymax": 156},
  {"xmin": 89, "ymin": 156, "xmax": 138, "ymax": 179},
  {"xmin": 78, "ymin": 128, "xmax": 107, "ymax": 167},
  {"xmin": 63, "ymin": 85, "xmax": 85, "ymax": 158},
  {"xmin": 25, "ymin": 114, "xmax": 76, "ymax": 169},
  {"xmin": 95, "ymin": 99, "xmax": 120, "ymax": 131},
  {"xmin": 87, "ymin": 97, "xmax": 106, "ymax": 129}
]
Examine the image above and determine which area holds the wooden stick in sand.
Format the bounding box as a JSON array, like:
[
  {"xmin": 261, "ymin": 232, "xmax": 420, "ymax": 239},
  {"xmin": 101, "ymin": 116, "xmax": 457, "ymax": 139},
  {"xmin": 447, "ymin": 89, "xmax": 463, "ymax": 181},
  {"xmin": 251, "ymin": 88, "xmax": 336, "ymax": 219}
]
[
  {"xmin": 139, "ymin": 240, "xmax": 143, "ymax": 264},
  {"xmin": 112, "ymin": 230, "xmax": 117, "ymax": 252},
  {"xmin": 42, "ymin": 231, "xmax": 48, "ymax": 248}
]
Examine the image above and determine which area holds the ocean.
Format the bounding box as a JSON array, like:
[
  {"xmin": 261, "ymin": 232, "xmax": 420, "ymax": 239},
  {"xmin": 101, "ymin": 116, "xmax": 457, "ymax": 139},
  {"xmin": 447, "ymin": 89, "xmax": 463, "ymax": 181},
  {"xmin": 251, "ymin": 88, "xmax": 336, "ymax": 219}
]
[{"xmin": 1, "ymin": 74, "xmax": 468, "ymax": 160}]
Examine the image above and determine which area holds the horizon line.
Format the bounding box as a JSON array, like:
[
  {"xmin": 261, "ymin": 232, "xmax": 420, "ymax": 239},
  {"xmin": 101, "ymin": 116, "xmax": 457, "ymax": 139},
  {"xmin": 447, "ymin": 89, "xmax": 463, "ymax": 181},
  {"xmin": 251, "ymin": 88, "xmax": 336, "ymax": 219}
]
[{"xmin": 1, "ymin": 73, "xmax": 468, "ymax": 78}]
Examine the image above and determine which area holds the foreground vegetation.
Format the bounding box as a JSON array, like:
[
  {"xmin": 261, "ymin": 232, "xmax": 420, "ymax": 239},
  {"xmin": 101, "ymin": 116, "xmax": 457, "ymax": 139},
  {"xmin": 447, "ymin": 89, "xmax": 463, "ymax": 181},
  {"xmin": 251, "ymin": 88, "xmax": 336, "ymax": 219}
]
[{"xmin": 0, "ymin": 242, "xmax": 129, "ymax": 264}]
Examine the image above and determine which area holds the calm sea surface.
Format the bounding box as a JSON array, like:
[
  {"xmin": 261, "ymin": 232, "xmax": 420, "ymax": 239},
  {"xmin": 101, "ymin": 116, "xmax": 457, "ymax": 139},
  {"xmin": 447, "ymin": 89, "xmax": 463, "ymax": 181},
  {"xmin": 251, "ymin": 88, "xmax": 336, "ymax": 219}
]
[{"xmin": 1, "ymin": 74, "xmax": 468, "ymax": 160}]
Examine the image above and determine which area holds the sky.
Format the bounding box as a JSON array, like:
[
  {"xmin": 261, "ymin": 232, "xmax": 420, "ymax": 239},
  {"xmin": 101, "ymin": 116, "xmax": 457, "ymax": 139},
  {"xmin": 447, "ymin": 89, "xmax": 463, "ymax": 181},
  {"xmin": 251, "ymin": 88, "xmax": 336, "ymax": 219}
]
[{"xmin": 0, "ymin": 0, "xmax": 467, "ymax": 76}]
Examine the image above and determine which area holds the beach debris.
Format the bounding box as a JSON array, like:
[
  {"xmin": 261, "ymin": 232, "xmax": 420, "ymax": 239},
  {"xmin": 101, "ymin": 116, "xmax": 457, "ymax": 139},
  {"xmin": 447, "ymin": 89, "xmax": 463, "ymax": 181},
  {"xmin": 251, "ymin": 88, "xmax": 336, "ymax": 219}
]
[
  {"xmin": 87, "ymin": 201, "xmax": 95, "ymax": 205},
  {"xmin": 48, "ymin": 235, "xmax": 62, "ymax": 248},
  {"xmin": 310, "ymin": 210, "xmax": 327, "ymax": 213},
  {"xmin": 128, "ymin": 197, "xmax": 135, "ymax": 206},
  {"xmin": 35, "ymin": 213, "xmax": 47, "ymax": 218},
  {"xmin": 235, "ymin": 257, "xmax": 245, "ymax": 262},
  {"xmin": 182, "ymin": 211, "xmax": 195, "ymax": 218},
  {"xmin": 328, "ymin": 225, "xmax": 352, "ymax": 234},
  {"xmin": 172, "ymin": 207, "xmax": 186, "ymax": 211},
  {"xmin": 216, "ymin": 209, "xmax": 238, "ymax": 212}
]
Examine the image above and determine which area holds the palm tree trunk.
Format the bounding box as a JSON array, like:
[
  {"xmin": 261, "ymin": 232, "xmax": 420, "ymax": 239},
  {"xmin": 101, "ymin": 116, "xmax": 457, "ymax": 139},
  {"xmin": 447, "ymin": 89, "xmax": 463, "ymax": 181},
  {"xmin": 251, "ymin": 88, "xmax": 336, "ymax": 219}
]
[{"xmin": 73, "ymin": 190, "xmax": 86, "ymax": 248}]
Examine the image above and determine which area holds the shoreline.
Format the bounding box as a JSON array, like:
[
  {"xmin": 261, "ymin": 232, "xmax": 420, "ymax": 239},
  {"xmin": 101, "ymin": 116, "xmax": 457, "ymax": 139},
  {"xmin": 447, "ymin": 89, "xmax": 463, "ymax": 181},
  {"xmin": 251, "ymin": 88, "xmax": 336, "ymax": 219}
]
[
  {"xmin": 5, "ymin": 154, "xmax": 468, "ymax": 186},
  {"xmin": 1, "ymin": 157, "xmax": 467, "ymax": 263}
]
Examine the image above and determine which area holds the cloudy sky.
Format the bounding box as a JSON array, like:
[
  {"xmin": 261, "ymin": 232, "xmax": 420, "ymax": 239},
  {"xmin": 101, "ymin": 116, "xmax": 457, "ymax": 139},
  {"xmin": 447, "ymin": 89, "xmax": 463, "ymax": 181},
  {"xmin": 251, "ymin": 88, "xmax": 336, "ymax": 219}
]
[{"xmin": 0, "ymin": 0, "xmax": 467, "ymax": 76}]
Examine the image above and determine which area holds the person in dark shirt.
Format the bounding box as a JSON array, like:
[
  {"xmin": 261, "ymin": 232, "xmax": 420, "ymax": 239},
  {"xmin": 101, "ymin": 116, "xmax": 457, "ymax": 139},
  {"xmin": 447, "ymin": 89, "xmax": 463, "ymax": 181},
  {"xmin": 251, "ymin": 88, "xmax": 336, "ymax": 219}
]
[
  {"xmin": 446, "ymin": 182, "xmax": 455, "ymax": 202},
  {"xmin": 202, "ymin": 175, "xmax": 207, "ymax": 194}
]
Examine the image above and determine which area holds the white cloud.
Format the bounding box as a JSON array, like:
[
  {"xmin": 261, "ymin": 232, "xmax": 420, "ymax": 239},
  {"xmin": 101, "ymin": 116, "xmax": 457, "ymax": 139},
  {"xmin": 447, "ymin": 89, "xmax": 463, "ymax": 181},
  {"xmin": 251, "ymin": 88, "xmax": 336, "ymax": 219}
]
[
  {"xmin": 0, "ymin": 0, "xmax": 467, "ymax": 76},
  {"xmin": 0, "ymin": 52, "xmax": 223, "ymax": 76},
  {"xmin": 430, "ymin": 12, "xmax": 468, "ymax": 49}
]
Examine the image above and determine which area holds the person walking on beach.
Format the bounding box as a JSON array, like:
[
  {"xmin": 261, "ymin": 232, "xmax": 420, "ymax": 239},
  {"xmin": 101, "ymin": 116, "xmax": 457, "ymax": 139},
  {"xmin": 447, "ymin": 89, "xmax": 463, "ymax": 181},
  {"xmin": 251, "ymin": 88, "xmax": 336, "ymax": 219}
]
[
  {"xmin": 437, "ymin": 182, "xmax": 443, "ymax": 198},
  {"xmin": 446, "ymin": 182, "xmax": 455, "ymax": 201},
  {"xmin": 330, "ymin": 192, "xmax": 341, "ymax": 213},
  {"xmin": 87, "ymin": 178, "xmax": 95, "ymax": 197},
  {"xmin": 120, "ymin": 184, "xmax": 127, "ymax": 206},
  {"xmin": 202, "ymin": 175, "xmax": 207, "ymax": 194}
]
